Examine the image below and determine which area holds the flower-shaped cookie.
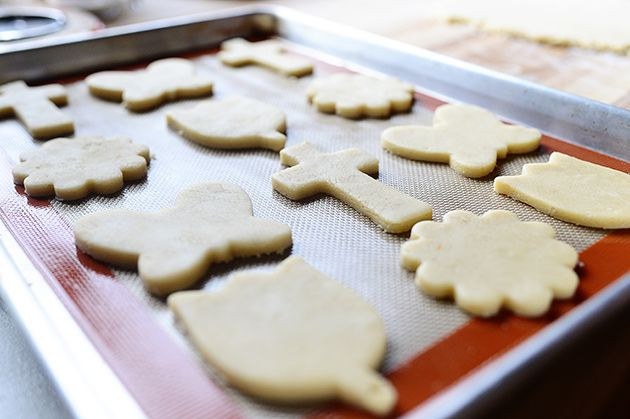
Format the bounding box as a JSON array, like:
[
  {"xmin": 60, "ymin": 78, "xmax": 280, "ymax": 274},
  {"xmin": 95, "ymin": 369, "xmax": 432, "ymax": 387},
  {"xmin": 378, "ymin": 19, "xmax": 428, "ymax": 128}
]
[
  {"xmin": 166, "ymin": 96, "xmax": 287, "ymax": 151},
  {"xmin": 382, "ymin": 104, "xmax": 541, "ymax": 178},
  {"xmin": 13, "ymin": 136, "xmax": 149, "ymax": 200},
  {"xmin": 168, "ymin": 256, "xmax": 396, "ymax": 416},
  {"xmin": 401, "ymin": 210, "xmax": 578, "ymax": 317},
  {"xmin": 74, "ymin": 183, "xmax": 292, "ymax": 295},
  {"xmin": 86, "ymin": 58, "xmax": 213, "ymax": 111},
  {"xmin": 306, "ymin": 73, "xmax": 414, "ymax": 118},
  {"xmin": 495, "ymin": 152, "xmax": 630, "ymax": 228}
]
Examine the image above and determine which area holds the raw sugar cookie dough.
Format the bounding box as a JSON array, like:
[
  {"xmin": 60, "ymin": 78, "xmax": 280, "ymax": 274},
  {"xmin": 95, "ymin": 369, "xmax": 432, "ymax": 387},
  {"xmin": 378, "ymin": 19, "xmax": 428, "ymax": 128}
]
[
  {"xmin": 495, "ymin": 152, "xmax": 630, "ymax": 229},
  {"xmin": 381, "ymin": 104, "xmax": 541, "ymax": 178},
  {"xmin": 402, "ymin": 210, "xmax": 578, "ymax": 317},
  {"xmin": 307, "ymin": 73, "xmax": 414, "ymax": 118},
  {"xmin": 74, "ymin": 183, "xmax": 292, "ymax": 296},
  {"xmin": 218, "ymin": 38, "xmax": 313, "ymax": 77},
  {"xmin": 168, "ymin": 256, "xmax": 397, "ymax": 416},
  {"xmin": 272, "ymin": 142, "xmax": 432, "ymax": 233},
  {"xmin": 0, "ymin": 80, "xmax": 74, "ymax": 139},
  {"xmin": 86, "ymin": 58, "xmax": 213, "ymax": 111},
  {"xmin": 439, "ymin": 0, "xmax": 630, "ymax": 54},
  {"xmin": 166, "ymin": 96, "xmax": 286, "ymax": 151},
  {"xmin": 13, "ymin": 136, "xmax": 149, "ymax": 200}
]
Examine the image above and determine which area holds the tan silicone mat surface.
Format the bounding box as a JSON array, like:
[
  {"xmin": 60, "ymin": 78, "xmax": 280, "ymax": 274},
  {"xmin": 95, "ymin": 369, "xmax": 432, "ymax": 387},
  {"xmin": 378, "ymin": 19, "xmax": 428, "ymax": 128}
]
[{"xmin": 0, "ymin": 43, "xmax": 606, "ymax": 418}]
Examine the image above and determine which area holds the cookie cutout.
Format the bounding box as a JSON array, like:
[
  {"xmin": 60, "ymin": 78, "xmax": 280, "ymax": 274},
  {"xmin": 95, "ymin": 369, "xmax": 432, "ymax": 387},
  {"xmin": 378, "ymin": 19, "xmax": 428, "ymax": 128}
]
[
  {"xmin": 306, "ymin": 73, "xmax": 414, "ymax": 118},
  {"xmin": 495, "ymin": 152, "xmax": 630, "ymax": 229},
  {"xmin": 381, "ymin": 104, "xmax": 541, "ymax": 178},
  {"xmin": 168, "ymin": 256, "xmax": 396, "ymax": 416},
  {"xmin": 13, "ymin": 136, "xmax": 149, "ymax": 200},
  {"xmin": 218, "ymin": 38, "xmax": 313, "ymax": 77},
  {"xmin": 86, "ymin": 58, "xmax": 213, "ymax": 111},
  {"xmin": 74, "ymin": 183, "xmax": 292, "ymax": 295},
  {"xmin": 271, "ymin": 142, "xmax": 432, "ymax": 233},
  {"xmin": 402, "ymin": 210, "xmax": 578, "ymax": 317},
  {"xmin": 166, "ymin": 96, "xmax": 286, "ymax": 151},
  {"xmin": 0, "ymin": 80, "xmax": 74, "ymax": 139}
]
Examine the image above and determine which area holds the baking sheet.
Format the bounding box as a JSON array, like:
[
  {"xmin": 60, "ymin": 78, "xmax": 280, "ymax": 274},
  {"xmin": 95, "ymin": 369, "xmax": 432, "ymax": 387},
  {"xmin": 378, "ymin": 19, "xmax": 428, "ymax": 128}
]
[{"xmin": 0, "ymin": 43, "xmax": 616, "ymax": 418}]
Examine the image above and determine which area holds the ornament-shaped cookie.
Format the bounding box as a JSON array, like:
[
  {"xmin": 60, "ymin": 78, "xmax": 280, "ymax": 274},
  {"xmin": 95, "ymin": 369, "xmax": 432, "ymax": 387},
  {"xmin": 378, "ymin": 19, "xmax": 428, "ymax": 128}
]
[
  {"xmin": 306, "ymin": 73, "xmax": 414, "ymax": 118},
  {"xmin": 495, "ymin": 152, "xmax": 630, "ymax": 228},
  {"xmin": 218, "ymin": 38, "xmax": 313, "ymax": 77},
  {"xmin": 74, "ymin": 183, "xmax": 292, "ymax": 295},
  {"xmin": 0, "ymin": 80, "xmax": 74, "ymax": 139},
  {"xmin": 271, "ymin": 142, "xmax": 432, "ymax": 233},
  {"xmin": 381, "ymin": 104, "xmax": 541, "ymax": 177},
  {"xmin": 86, "ymin": 58, "xmax": 213, "ymax": 111},
  {"xmin": 402, "ymin": 210, "xmax": 578, "ymax": 317},
  {"xmin": 168, "ymin": 256, "xmax": 396, "ymax": 416},
  {"xmin": 13, "ymin": 136, "xmax": 149, "ymax": 200},
  {"xmin": 166, "ymin": 96, "xmax": 286, "ymax": 151}
]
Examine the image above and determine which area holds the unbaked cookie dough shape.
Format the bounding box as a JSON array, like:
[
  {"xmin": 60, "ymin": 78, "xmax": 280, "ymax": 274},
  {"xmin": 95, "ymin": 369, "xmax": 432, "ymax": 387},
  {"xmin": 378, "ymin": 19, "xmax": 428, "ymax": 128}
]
[
  {"xmin": 272, "ymin": 142, "xmax": 431, "ymax": 233},
  {"xmin": 166, "ymin": 96, "xmax": 286, "ymax": 151},
  {"xmin": 381, "ymin": 104, "xmax": 541, "ymax": 178},
  {"xmin": 0, "ymin": 80, "xmax": 74, "ymax": 139},
  {"xmin": 13, "ymin": 136, "xmax": 149, "ymax": 200},
  {"xmin": 74, "ymin": 183, "xmax": 292, "ymax": 295},
  {"xmin": 495, "ymin": 152, "xmax": 630, "ymax": 229},
  {"xmin": 306, "ymin": 73, "xmax": 414, "ymax": 118},
  {"xmin": 401, "ymin": 210, "xmax": 578, "ymax": 317},
  {"xmin": 168, "ymin": 256, "xmax": 397, "ymax": 416},
  {"xmin": 86, "ymin": 58, "xmax": 213, "ymax": 111},
  {"xmin": 218, "ymin": 38, "xmax": 313, "ymax": 77}
]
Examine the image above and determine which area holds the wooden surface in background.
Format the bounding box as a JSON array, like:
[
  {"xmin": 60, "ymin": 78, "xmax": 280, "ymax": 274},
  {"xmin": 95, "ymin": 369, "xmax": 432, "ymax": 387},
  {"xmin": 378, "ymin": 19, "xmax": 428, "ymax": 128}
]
[{"xmin": 114, "ymin": 0, "xmax": 630, "ymax": 109}]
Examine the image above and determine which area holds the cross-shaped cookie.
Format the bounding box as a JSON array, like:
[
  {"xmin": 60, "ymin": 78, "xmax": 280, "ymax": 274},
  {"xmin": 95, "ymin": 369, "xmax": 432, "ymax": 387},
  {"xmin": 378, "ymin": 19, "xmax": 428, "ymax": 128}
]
[
  {"xmin": 86, "ymin": 58, "xmax": 213, "ymax": 111},
  {"xmin": 0, "ymin": 80, "xmax": 74, "ymax": 139},
  {"xmin": 271, "ymin": 142, "xmax": 432, "ymax": 233},
  {"xmin": 218, "ymin": 38, "xmax": 313, "ymax": 77},
  {"xmin": 74, "ymin": 183, "xmax": 292, "ymax": 295},
  {"xmin": 381, "ymin": 104, "xmax": 541, "ymax": 177}
]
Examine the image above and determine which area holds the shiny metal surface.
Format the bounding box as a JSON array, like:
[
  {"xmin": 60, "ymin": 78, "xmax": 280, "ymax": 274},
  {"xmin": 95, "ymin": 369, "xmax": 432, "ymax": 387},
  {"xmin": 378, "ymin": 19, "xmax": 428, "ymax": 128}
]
[{"xmin": 0, "ymin": 7, "xmax": 66, "ymax": 42}]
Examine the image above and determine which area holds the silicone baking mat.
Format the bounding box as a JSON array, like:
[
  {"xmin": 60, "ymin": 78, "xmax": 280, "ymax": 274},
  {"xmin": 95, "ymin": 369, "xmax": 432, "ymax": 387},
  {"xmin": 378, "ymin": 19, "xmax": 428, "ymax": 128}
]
[{"xmin": 0, "ymin": 41, "xmax": 628, "ymax": 418}]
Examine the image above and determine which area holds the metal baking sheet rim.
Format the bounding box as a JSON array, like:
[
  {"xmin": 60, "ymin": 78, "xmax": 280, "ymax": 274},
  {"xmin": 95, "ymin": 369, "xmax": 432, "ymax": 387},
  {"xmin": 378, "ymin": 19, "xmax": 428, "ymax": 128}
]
[{"xmin": 0, "ymin": 6, "xmax": 628, "ymax": 419}]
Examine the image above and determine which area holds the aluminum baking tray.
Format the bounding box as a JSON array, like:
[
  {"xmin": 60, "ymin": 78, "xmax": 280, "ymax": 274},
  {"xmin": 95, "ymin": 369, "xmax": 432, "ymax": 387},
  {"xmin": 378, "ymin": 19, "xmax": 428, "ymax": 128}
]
[{"xmin": 0, "ymin": 6, "xmax": 629, "ymax": 419}]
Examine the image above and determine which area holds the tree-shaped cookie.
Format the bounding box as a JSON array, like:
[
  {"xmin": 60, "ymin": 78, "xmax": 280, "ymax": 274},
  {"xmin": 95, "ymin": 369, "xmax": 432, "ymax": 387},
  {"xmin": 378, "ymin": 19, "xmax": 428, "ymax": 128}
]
[
  {"xmin": 86, "ymin": 58, "xmax": 213, "ymax": 111},
  {"xmin": 168, "ymin": 256, "xmax": 396, "ymax": 416},
  {"xmin": 402, "ymin": 210, "xmax": 578, "ymax": 317},
  {"xmin": 306, "ymin": 73, "xmax": 414, "ymax": 118},
  {"xmin": 218, "ymin": 38, "xmax": 313, "ymax": 77},
  {"xmin": 0, "ymin": 80, "xmax": 74, "ymax": 139},
  {"xmin": 495, "ymin": 152, "xmax": 630, "ymax": 228},
  {"xmin": 381, "ymin": 104, "xmax": 541, "ymax": 177},
  {"xmin": 74, "ymin": 183, "xmax": 292, "ymax": 295},
  {"xmin": 13, "ymin": 136, "xmax": 149, "ymax": 200},
  {"xmin": 271, "ymin": 142, "xmax": 432, "ymax": 233},
  {"xmin": 166, "ymin": 96, "xmax": 286, "ymax": 151}
]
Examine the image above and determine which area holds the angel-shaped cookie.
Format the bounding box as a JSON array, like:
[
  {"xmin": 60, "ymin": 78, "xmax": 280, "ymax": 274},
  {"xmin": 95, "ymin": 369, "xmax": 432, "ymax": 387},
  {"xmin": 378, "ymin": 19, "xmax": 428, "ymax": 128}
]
[
  {"xmin": 218, "ymin": 38, "xmax": 313, "ymax": 77},
  {"xmin": 13, "ymin": 136, "xmax": 149, "ymax": 200},
  {"xmin": 307, "ymin": 73, "xmax": 414, "ymax": 118},
  {"xmin": 0, "ymin": 80, "xmax": 74, "ymax": 139},
  {"xmin": 166, "ymin": 96, "xmax": 286, "ymax": 151},
  {"xmin": 168, "ymin": 256, "xmax": 396, "ymax": 416},
  {"xmin": 495, "ymin": 152, "xmax": 630, "ymax": 229},
  {"xmin": 74, "ymin": 183, "xmax": 292, "ymax": 295},
  {"xmin": 86, "ymin": 58, "xmax": 213, "ymax": 111},
  {"xmin": 381, "ymin": 104, "xmax": 541, "ymax": 177},
  {"xmin": 401, "ymin": 210, "xmax": 578, "ymax": 317}
]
